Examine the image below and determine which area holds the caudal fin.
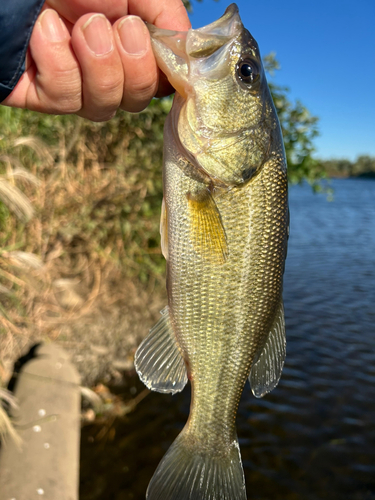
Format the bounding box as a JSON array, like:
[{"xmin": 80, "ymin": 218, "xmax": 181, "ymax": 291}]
[{"xmin": 146, "ymin": 429, "xmax": 246, "ymax": 500}]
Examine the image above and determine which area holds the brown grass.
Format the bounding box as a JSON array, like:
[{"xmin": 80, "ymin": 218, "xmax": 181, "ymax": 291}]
[{"xmin": 0, "ymin": 105, "xmax": 170, "ymax": 386}]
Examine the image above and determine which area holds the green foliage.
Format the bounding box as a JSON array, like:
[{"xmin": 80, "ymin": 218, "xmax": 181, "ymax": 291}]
[
  {"xmin": 0, "ymin": 101, "xmax": 172, "ymax": 286},
  {"xmin": 0, "ymin": 52, "xmax": 323, "ymax": 303},
  {"xmin": 263, "ymin": 53, "xmax": 325, "ymax": 190},
  {"xmin": 182, "ymin": 0, "xmax": 193, "ymax": 12},
  {"xmin": 183, "ymin": 0, "xmax": 219, "ymax": 13}
]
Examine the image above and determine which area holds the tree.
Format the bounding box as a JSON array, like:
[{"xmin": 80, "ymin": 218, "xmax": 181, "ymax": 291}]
[
  {"xmin": 352, "ymin": 155, "xmax": 375, "ymax": 176},
  {"xmin": 263, "ymin": 53, "xmax": 324, "ymax": 188},
  {"xmin": 0, "ymin": 28, "xmax": 324, "ymax": 304}
]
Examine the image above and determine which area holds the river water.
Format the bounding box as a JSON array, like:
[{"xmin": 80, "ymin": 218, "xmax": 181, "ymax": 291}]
[{"xmin": 80, "ymin": 178, "xmax": 375, "ymax": 500}]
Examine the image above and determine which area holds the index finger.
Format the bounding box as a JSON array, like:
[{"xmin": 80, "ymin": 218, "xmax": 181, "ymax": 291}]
[{"xmin": 128, "ymin": 0, "xmax": 191, "ymax": 31}]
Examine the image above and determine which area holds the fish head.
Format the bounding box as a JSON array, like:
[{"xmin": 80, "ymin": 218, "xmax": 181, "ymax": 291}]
[{"xmin": 148, "ymin": 4, "xmax": 281, "ymax": 186}]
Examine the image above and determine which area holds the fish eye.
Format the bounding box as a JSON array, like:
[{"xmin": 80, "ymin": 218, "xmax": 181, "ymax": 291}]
[{"xmin": 237, "ymin": 59, "xmax": 260, "ymax": 86}]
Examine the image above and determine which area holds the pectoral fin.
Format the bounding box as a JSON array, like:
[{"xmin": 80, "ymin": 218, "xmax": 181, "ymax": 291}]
[
  {"xmin": 160, "ymin": 197, "xmax": 168, "ymax": 260},
  {"xmin": 249, "ymin": 300, "xmax": 286, "ymax": 398},
  {"xmin": 135, "ymin": 307, "xmax": 188, "ymax": 394},
  {"xmin": 187, "ymin": 189, "xmax": 228, "ymax": 264}
]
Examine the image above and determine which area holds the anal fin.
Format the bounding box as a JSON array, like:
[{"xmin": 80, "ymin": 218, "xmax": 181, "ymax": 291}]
[
  {"xmin": 250, "ymin": 299, "xmax": 286, "ymax": 398},
  {"xmin": 187, "ymin": 188, "xmax": 228, "ymax": 264},
  {"xmin": 135, "ymin": 307, "xmax": 187, "ymax": 394}
]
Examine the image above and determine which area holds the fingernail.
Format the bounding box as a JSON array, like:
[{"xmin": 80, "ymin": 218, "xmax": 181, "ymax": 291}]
[
  {"xmin": 118, "ymin": 16, "xmax": 148, "ymax": 56},
  {"xmin": 82, "ymin": 14, "xmax": 113, "ymax": 56},
  {"xmin": 39, "ymin": 9, "xmax": 67, "ymax": 42}
]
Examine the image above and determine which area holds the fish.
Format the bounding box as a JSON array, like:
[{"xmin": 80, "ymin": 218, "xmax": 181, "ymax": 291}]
[{"xmin": 134, "ymin": 4, "xmax": 289, "ymax": 499}]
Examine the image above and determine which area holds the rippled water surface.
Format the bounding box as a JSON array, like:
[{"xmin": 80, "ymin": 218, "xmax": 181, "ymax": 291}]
[{"xmin": 80, "ymin": 179, "xmax": 375, "ymax": 500}]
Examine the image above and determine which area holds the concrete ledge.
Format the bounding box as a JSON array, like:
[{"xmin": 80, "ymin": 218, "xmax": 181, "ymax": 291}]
[{"xmin": 0, "ymin": 343, "xmax": 81, "ymax": 500}]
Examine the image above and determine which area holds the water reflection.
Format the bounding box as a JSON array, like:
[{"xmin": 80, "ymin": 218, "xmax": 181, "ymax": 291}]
[{"xmin": 81, "ymin": 179, "xmax": 375, "ymax": 500}]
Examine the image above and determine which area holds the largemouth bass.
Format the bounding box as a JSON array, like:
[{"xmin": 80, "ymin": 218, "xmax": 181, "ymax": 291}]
[{"xmin": 135, "ymin": 4, "xmax": 289, "ymax": 499}]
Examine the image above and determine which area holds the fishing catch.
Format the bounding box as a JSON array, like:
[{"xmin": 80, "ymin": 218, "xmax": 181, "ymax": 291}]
[{"xmin": 135, "ymin": 4, "xmax": 289, "ymax": 499}]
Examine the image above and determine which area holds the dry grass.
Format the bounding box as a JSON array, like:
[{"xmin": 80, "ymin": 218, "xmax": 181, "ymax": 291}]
[
  {"xmin": 0, "ymin": 75, "xmax": 323, "ymax": 387},
  {"xmin": 0, "ymin": 103, "xmax": 171, "ymax": 385}
]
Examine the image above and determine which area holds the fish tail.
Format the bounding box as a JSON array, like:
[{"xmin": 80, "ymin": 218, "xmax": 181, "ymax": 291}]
[{"xmin": 146, "ymin": 428, "xmax": 246, "ymax": 500}]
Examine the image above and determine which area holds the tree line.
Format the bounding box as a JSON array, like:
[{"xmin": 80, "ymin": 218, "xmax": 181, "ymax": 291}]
[{"xmin": 319, "ymin": 156, "xmax": 375, "ymax": 178}]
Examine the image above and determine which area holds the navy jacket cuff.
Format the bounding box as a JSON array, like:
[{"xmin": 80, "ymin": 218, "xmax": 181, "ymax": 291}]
[{"xmin": 0, "ymin": 0, "xmax": 45, "ymax": 102}]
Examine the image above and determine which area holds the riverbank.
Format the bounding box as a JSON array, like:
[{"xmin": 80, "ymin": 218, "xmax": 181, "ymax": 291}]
[
  {"xmin": 1, "ymin": 277, "xmax": 166, "ymax": 393},
  {"xmin": 2, "ymin": 178, "xmax": 375, "ymax": 500},
  {"xmin": 318, "ymin": 155, "xmax": 375, "ymax": 178}
]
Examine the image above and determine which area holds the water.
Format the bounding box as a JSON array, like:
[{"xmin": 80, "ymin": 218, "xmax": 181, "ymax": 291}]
[{"xmin": 80, "ymin": 178, "xmax": 375, "ymax": 500}]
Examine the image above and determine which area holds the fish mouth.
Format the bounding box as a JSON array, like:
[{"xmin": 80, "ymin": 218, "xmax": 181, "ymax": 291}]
[{"xmin": 147, "ymin": 3, "xmax": 242, "ymax": 98}]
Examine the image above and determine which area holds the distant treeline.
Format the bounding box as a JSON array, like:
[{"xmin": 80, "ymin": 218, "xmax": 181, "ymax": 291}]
[{"xmin": 320, "ymin": 155, "xmax": 375, "ymax": 178}]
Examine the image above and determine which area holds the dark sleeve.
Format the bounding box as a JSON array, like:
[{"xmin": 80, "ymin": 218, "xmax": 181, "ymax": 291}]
[{"xmin": 0, "ymin": 0, "xmax": 45, "ymax": 102}]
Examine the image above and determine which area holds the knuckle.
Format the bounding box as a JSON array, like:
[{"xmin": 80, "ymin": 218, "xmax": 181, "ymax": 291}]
[
  {"xmin": 44, "ymin": 66, "xmax": 81, "ymax": 92},
  {"xmin": 121, "ymin": 99, "xmax": 151, "ymax": 113},
  {"xmin": 81, "ymin": 94, "xmax": 120, "ymax": 121},
  {"xmin": 123, "ymin": 79, "xmax": 158, "ymax": 109},
  {"xmin": 81, "ymin": 86, "xmax": 122, "ymax": 121},
  {"xmin": 57, "ymin": 99, "xmax": 82, "ymax": 114},
  {"xmin": 40, "ymin": 72, "xmax": 83, "ymax": 113},
  {"xmin": 95, "ymin": 75, "xmax": 123, "ymax": 98}
]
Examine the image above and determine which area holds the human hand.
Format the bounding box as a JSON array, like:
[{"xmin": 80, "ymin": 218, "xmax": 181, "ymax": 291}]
[{"xmin": 2, "ymin": 0, "xmax": 191, "ymax": 121}]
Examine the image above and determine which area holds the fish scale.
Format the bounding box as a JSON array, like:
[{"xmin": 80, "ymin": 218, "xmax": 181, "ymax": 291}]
[
  {"xmin": 164, "ymin": 148, "xmax": 287, "ymax": 448},
  {"xmin": 134, "ymin": 4, "xmax": 288, "ymax": 499}
]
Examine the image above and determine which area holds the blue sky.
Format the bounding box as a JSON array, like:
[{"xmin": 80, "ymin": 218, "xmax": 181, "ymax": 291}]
[{"xmin": 188, "ymin": 0, "xmax": 375, "ymax": 161}]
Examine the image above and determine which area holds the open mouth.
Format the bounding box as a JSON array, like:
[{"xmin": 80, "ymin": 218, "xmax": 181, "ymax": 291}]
[{"xmin": 147, "ymin": 3, "xmax": 242, "ymax": 98}]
